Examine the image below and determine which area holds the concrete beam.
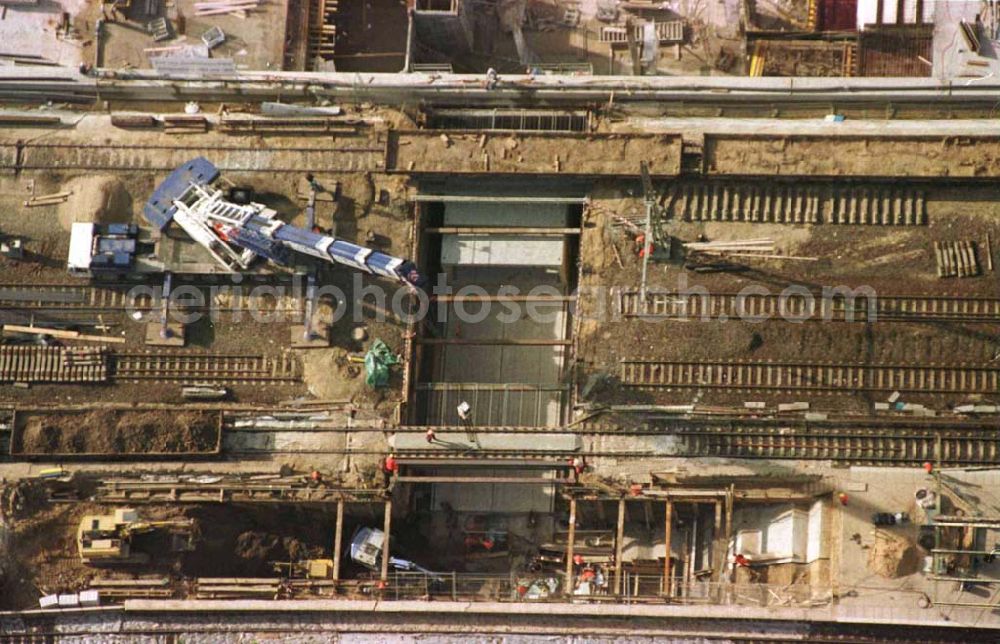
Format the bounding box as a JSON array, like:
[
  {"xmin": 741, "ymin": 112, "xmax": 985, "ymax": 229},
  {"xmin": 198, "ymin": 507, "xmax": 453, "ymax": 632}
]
[
  {"xmin": 332, "ymin": 500, "xmax": 344, "ymax": 582},
  {"xmin": 614, "ymin": 498, "xmax": 625, "ymax": 596},
  {"xmin": 381, "ymin": 499, "xmax": 392, "ymax": 583},
  {"xmin": 424, "ymin": 227, "xmax": 580, "ymax": 235},
  {"xmin": 415, "ymin": 338, "xmax": 572, "ymax": 346},
  {"xmin": 394, "ymin": 476, "xmax": 563, "ymax": 484},
  {"xmin": 565, "ymin": 496, "xmax": 577, "ymax": 597}
]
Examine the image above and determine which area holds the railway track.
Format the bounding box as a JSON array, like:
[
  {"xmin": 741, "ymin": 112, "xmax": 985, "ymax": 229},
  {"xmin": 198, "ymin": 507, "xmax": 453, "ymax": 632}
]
[
  {"xmin": 394, "ymin": 419, "xmax": 1000, "ymax": 466},
  {"xmin": 0, "ymin": 283, "xmax": 140, "ymax": 311},
  {"xmin": 618, "ymin": 290, "xmax": 1000, "ymax": 322},
  {"xmin": 0, "ymin": 141, "xmax": 384, "ymax": 174},
  {"xmin": 113, "ymin": 352, "xmax": 300, "ymax": 383},
  {"xmin": 670, "ymin": 420, "xmax": 1000, "ymax": 466},
  {"xmin": 0, "ymin": 283, "xmax": 305, "ymax": 315},
  {"xmin": 666, "ymin": 178, "xmax": 926, "ymax": 225},
  {"xmin": 619, "ymin": 359, "xmax": 1000, "ymax": 394}
]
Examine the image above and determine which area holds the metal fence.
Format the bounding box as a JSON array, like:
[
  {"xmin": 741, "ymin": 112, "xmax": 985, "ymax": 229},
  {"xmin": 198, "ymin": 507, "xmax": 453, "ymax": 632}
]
[{"xmin": 379, "ymin": 572, "xmax": 832, "ymax": 607}]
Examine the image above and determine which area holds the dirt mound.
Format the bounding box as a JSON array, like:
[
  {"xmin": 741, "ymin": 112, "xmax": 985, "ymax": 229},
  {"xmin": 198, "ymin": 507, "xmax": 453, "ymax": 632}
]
[
  {"xmin": 57, "ymin": 176, "xmax": 133, "ymax": 232},
  {"xmin": 17, "ymin": 410, "xmax": 219, "ymax": 455},
  {"xmin": 235, "ymin": 532, "xmax": 315, "ymax": 563},
  {"xmin": 181, "ymin": 506, "xmax": 333, "ymax": 578},
  {"xmin": 867, "ymin": 530, "xmax": 921, "ymax": 578}
]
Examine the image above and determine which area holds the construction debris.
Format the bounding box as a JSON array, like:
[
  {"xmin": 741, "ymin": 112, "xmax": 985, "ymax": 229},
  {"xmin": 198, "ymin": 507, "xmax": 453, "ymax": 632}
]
[
  {"xmin": 934, "ymin": 240, "xmax": 980, "ymax": 278},
  {"xmin": 23, "ymin": 192, "xmax": 71, "ymax": 207},
  {"xmin": 194, "ymin": 0, "xmax": 263, "ymax": 18},
  {"xmin": 147, "ymin": 17, "xmax": 172, "ymax": 42},
  {"xmin": 202, "ymin": 26, "xmax": 226, "ymax": 49},
  {"xmin": 162, "ymin": 115, "xmax": 209, "ymax": 134},
  {"xmin": 2, "ymin": 323, "xmax": 125, "ymax": 344}
]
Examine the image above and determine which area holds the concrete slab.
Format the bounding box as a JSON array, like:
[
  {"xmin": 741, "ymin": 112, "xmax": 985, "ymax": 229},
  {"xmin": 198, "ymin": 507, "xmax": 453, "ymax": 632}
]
[
  {"xmin": 115, "ymin": 596, "xmax": 1000, "ymax": 629},
  {"xmin": 829, "ymin": 466, "xmax": 1000, "ymax": 612},
  {"xmin": 931, "ymin": 0, "xmax": 988, "ymax": 80},
  {"xmin": 390, "ymin": 431, "xmax": 582, "ymax": 452},
  {"xmin": 145, "ymin": 321, "xmax": 185, "ymax": 346},
  {"xmin": 421, "ymin": 266, "xmax": 568, "ymax": 426},
  {"xmin": 0, "ymin": 0, "xmax": 91, "ymax": 68},
  {"xmin": 418, "ymin": 384, "xmax": 564, "ymax": 426},
  {"xmin": 442, "ymin": 235, "xmax": 565, "ymax": 267},
  {"xmin": 290, "ymin": 324, "xmax": 329, "ymax": 348},
  {"xmin": 443, "ymin": 202, "xmax": 569, "ymax": 227}
]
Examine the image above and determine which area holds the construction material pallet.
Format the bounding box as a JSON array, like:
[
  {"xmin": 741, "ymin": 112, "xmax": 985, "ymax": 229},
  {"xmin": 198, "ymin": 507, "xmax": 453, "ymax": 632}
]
[
  {"xmin": 163, "ymin": 115, "xmax": 208, "ymax": 134},
  {"xmin": 219, "ymin": 116, "xmax": 358, "ymax": 135},
  {"xmin": 600, "ymin": 21, "xmax": 684, "ymax": 44},
  {"xmin": 935, "ymin": 240, "xmax": 980, "ymax": 278},
  {"xmin": 672, "ymin": 181, "xmax": 925, "ymax": 225},
  {"xmin": 0, "ymin": 346, "xmax": 108, "ymax": 383}
]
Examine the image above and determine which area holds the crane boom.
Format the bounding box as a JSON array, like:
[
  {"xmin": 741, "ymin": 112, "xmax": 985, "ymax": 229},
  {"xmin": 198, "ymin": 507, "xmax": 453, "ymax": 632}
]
[{"xmin": 143, "ymin": 158, "xmax": 425, "ymax": 288}]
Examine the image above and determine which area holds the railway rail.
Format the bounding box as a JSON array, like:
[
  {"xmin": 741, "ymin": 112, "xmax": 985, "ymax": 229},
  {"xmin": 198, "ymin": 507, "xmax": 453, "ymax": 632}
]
[
  {"xmin": 0, "ymin": 283, "xmax": 306, "ymax": 316},
  {"xmin": 618, "ymin": 290, "xmax": 1000, "ymax": 322},
  {"xmin": 112, "ymin": 352, "xmax": 300, "ymax": 383},
  {"xmin": 667, "ymin": 420, "xmax": 1000, "ymax": 466},
  {"xmin": 395, "ymin": 418, "xmax": 1000, "ymax": 466},
  {"xmin": 5, "ymin": 412, "xmax": 1000, "ymax": 465},
  {"xmin": 0, "ymin": 141, "xmax": 384, "ymax": 174},
  {"xmin": 619, "ymin": 359, "xmax": 1000, "ymax": 394},
  {"xmin": 0, "ymin": 283, "xmax": 139, "ymax": 311}
]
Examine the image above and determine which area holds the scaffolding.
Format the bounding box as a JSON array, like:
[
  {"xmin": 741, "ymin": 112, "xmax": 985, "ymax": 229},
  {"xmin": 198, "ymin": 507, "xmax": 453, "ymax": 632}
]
[{"xmin": 931, "ymin": 514, "xmax": 1000, "ymax": 608}]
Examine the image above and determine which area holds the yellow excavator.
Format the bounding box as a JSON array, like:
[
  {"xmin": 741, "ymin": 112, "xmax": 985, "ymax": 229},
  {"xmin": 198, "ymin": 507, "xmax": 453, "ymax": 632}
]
[{"xmin": 77, "ymin": 508, "xmax": 194, "ymax": 565}]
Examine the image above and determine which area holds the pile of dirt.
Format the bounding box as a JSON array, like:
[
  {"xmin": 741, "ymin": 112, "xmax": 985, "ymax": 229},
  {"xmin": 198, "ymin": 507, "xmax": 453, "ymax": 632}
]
[
  {"xmin": 57, "ymin": 175, "xmax": 133, "ymax": 232},
  {"xmin": 17, "ymin": 410, "xmax": 219, "ymax": 455},
  {"xmin": 181, "ymin": 506, "xmax": 332, "ymax": 577},
  {"xmin": 0, "ymin": 503, "xmax": 99, "ymax": 610},
  {"xmin": 235, "ymin": 532, "xmax": 316, "ymax": 563},
  {"xmin": 867, "ymin": 530, "xmax": 921, "ymax": 578}
]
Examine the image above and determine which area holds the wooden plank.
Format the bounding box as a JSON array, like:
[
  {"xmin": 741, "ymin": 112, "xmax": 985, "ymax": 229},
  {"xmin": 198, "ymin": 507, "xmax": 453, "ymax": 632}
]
[
  {"xmin": 712, "ymin": 500, "xmax": 723, "ymax": 582},
  {"xmin": 663, "ymin": 500, "xmax": 672, "ymax": 597},
  {"xmin": 380, "ymin": 499, "xmax": 392, "ymax": 583},
  {"xmin": 424, "ymin": 227, "xmax": 581, "ymax": 235},
  {"xmin": 414, "ymin": 339, "xmax": 573, "ymax": 346},
  {"xmin": 565, "ymin": 496, "xmax": 576, "ymax": 596},
  {"xmin": 3, "ymin": 324, "xmax": 80, "ymax": 338},
  {"xmin": 332, "ymin": 499, "xmax": 344, "ymax": 582},
  {"xmin": 3, "ymin": 324, "xmax": 124, "ymax": 344},
  {"xmin": 90, "ymin": 578, "xmax": 171, "ymax": 587},
  {"xmin": 614, "ymin": 497, "xmax": 625, "ymax": 595},
  {"xmin": 394, "ymin": 476, "xmax": 561, "ymax": 484}
]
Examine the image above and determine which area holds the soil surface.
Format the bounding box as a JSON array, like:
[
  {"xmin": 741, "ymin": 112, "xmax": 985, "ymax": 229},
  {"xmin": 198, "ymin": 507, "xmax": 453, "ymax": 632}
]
[{"xmin": 15, "ymin": 410, "xmax": 220, "ymax": 455}]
